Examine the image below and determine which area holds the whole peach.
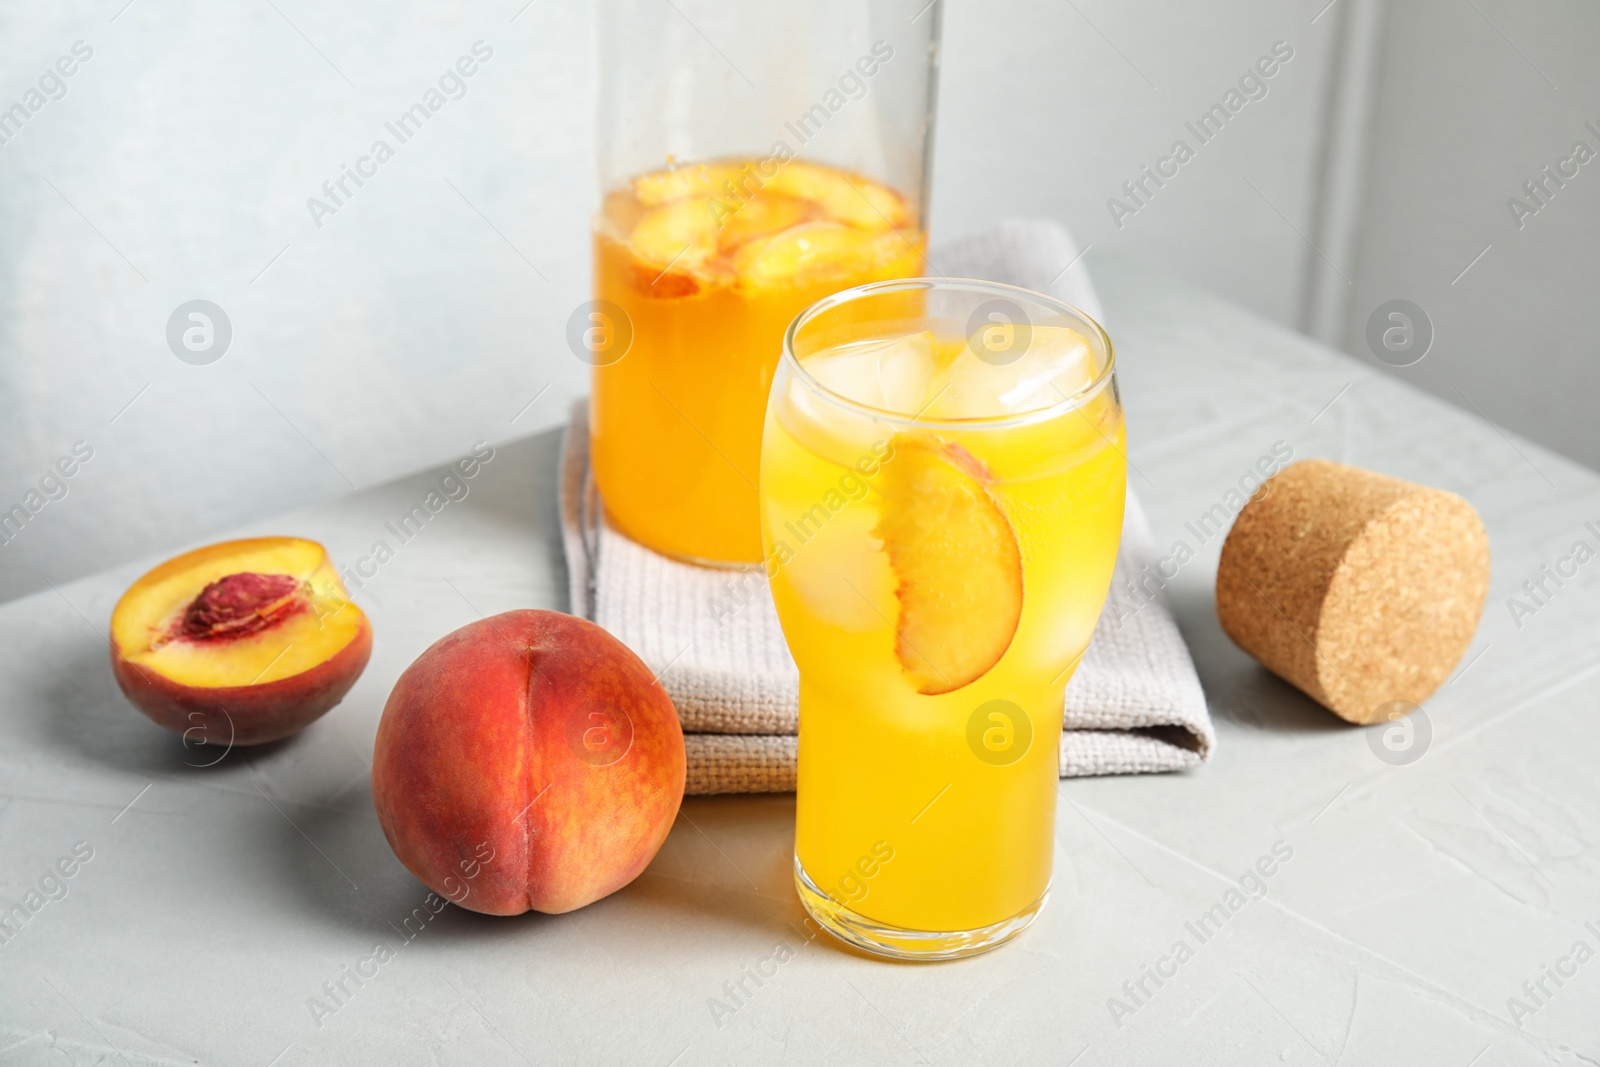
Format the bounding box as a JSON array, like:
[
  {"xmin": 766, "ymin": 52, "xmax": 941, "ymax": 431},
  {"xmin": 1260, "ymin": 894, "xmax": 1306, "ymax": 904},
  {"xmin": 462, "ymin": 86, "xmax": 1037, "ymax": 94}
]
[{"xmin": 372, "ymin": 610, "xmax": 685, "ymax": 915}]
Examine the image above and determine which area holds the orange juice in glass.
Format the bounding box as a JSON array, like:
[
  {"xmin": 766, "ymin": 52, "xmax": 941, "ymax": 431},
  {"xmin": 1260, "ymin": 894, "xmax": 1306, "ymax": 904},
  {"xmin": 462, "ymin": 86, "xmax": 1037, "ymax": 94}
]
[
  {"xmin": 591, "ymin": 160, "xmax": 924, "ymax": 563},
  {"xmin": 761, "ymin": 279, "xmax": 1125, "ymax": 958}
]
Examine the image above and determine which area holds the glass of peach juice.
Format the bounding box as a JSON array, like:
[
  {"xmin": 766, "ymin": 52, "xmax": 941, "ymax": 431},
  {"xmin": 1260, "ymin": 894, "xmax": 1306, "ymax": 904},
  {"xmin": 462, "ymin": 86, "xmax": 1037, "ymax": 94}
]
[{"xmin": 761, "ymin": 279, "xmax": 1126, "ymax": 959}]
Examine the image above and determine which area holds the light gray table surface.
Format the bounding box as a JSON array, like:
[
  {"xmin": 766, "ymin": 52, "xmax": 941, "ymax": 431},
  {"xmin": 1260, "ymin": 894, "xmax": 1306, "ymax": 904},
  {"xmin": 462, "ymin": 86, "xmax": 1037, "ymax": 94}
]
[{"xmin": 3, "ymin": 255, "xmax": 1598, "ymax": 1065}]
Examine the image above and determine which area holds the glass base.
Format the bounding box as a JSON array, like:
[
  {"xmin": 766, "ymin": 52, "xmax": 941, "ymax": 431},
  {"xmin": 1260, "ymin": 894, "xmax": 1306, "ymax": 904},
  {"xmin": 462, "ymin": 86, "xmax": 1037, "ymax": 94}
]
[{"xmin": 794, "ymin": 856, "xmax": 1049, "ymax": 961}]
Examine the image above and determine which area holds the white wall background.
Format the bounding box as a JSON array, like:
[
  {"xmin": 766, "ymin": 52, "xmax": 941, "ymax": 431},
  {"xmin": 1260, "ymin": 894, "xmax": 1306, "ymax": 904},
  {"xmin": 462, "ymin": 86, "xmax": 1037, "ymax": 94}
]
[
  {"xmin": 933, "ymin": 0, "xmax": 1340, "ymax": 326},
  {"xmin": 1333, "ymin": 0, "xmax": 1600, "ymax": 472},
  {"xmin": 0, "ymin": 0, "xmax": 1594, "ymax": 603}
]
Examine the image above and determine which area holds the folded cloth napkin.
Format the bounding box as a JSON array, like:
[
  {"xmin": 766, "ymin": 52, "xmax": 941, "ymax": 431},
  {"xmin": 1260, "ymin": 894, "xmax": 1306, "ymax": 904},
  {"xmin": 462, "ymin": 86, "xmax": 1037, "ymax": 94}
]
[{"xmin": 560, "ymin": 220, "xmax": 1214, "ymax": 795}]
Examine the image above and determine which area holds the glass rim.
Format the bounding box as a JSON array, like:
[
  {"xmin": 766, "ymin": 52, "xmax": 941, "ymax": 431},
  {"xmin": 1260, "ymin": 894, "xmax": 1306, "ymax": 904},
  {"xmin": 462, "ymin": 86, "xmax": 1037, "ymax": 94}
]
[{"xmin": 779, "ymin": 277, "xmax": 1117, "ymax": 430}]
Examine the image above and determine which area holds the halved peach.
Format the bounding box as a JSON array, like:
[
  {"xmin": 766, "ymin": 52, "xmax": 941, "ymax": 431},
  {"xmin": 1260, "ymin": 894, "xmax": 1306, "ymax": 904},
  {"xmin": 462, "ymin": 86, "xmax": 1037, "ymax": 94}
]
[
  {"xmin": 874, "ymin": 436, "xmax": 1023, "ymax": 694},
  {"xmin": 110, "ymin": 537, "xmax": 372, "ymax": 746}
]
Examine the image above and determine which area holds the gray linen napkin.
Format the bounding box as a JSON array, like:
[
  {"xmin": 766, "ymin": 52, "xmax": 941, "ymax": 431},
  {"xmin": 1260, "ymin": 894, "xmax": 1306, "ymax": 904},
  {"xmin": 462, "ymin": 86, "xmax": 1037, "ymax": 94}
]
[{"xmin": 560, "ymin": 220, "xmax": 1214, "ymax": 794}]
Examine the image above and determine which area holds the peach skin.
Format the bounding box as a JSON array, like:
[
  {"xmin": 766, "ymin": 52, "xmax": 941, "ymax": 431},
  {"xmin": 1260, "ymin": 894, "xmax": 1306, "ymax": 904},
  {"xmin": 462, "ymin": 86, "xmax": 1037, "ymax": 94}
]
[{"xmin": 371, "ymin": 609, "xmax": 685, "ymax": 915}]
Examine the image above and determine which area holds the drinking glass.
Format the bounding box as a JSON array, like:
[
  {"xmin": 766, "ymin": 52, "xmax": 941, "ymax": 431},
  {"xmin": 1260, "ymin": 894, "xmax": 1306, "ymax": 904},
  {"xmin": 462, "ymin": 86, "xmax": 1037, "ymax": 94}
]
[
  {"xmin": 590, "ymin": 0, "xmax": 941, "ymax": 565},
  {"xmin": 760, "ymin": 278, "xmax": 1125, "ymax": 958}
]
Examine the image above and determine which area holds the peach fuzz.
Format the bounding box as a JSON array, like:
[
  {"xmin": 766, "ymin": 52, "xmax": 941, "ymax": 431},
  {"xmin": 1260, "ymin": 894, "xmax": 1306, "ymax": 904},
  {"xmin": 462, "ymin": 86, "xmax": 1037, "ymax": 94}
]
[
  {"xmin": 371, "ymin": 610, "xmax": 685, "ymax": 916},
  {"xmin": 110, "ymin": 537, "xmax": 372, "ymax": 747}
]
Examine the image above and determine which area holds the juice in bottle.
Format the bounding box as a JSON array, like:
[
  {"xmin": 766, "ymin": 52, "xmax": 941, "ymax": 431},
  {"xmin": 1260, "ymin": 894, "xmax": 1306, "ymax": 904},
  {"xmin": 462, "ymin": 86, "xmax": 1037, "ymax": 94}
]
[
  {"xmin": 760, "ymin": 281, "xmax": 1126, "ymax": 957},
  {"xmin": 592, "ymin": 158, "xmax": 924, "ymax": 565}
]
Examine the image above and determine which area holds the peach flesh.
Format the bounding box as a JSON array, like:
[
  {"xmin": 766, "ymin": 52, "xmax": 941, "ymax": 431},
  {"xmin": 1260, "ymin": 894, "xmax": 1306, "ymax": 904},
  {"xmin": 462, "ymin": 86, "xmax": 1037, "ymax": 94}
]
[{"xmin": 875, "ymin": 434, "xmax": 1024, "ymax": 695}]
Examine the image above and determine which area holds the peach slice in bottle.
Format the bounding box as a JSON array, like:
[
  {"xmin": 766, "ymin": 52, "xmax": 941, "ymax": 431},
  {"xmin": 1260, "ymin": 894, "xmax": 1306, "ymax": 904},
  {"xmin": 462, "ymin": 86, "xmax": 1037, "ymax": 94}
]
[
  {"xmin": 764, "ymin": 162, "xmax": 910, "ymax": 231},
  {"xmin": 713, "ymin": 191, "xmax": 816, "ymax": 253},
  {"xmin": 874, "ymin": 435, "xmax": 1023, "ymax": 695},
  {"xmin": 734, "ymin": 221, "xmax": 879, "ymax": 289},
  {"xmin": 110, "ymin": 536, "xmax": 372, "ymax": 746},
  {"xmin": 628, "ymin": 197, "xmax": 722, "ymax": 296},
  {"xmin": 633, "ymin": 161, "xmax": 743, "ymax": 206}
]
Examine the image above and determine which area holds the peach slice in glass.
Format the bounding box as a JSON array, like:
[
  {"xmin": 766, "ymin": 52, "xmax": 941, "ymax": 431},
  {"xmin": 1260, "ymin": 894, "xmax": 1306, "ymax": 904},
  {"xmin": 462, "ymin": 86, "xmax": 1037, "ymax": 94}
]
[{"xmin": 874, "ymin": 435, "xmax": 1023, "ymax": 695}]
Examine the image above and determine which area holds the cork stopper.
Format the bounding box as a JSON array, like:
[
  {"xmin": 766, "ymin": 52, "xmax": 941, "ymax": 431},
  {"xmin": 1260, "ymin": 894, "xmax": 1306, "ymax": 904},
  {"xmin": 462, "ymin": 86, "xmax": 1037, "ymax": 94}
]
[{"xmin": 1216, "ymin": 459, "xmax": 1489, "ymax": 725}]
